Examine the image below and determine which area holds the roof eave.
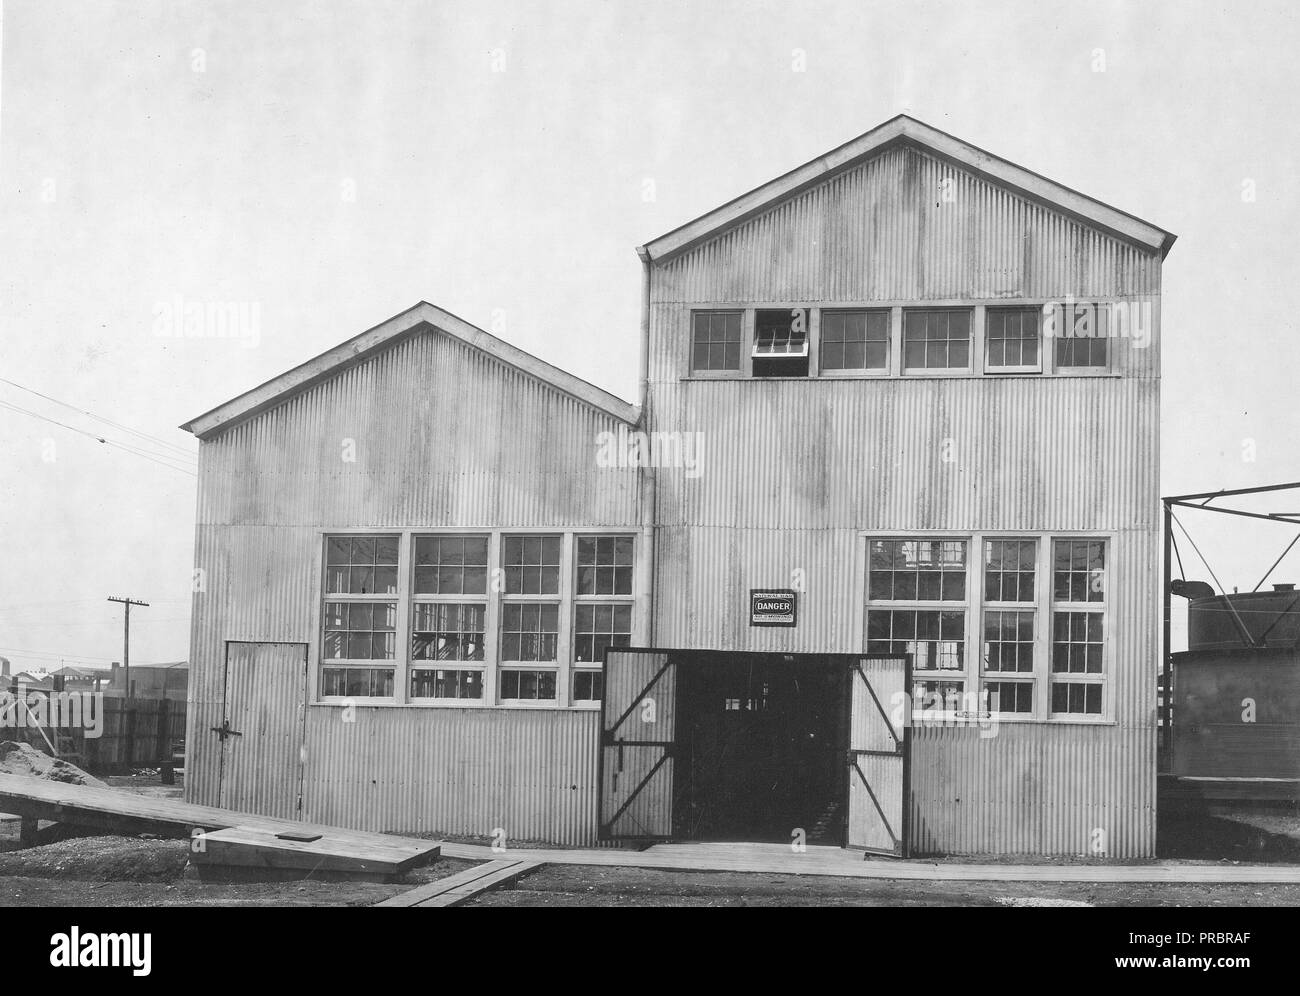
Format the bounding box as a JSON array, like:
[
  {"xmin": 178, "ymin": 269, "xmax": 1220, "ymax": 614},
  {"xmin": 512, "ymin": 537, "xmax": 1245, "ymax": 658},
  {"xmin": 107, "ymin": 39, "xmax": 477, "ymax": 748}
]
[
  {"xmin": 640, "ymin": 114, "xmax": 1176, "ymax": 264},
  {"xmin": 181, "ymin": 302, "xmax": 640, "ymax": 440}
]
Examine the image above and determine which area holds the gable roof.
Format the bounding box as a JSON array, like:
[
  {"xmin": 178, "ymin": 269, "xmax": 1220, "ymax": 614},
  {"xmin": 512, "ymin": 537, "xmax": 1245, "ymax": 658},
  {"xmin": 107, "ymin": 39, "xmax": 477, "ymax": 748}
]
[
  {"xmin": 637, "ymin": 114, "xmax": 1177, "ymax": 264},
  {"xmin": 180, "ymin": 301, "xmax": 639, "ymax": 440}
]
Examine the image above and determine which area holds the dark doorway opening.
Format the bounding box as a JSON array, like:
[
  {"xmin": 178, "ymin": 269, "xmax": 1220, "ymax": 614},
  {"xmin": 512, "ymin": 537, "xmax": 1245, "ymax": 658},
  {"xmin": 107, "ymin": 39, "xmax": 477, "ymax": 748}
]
[{"xmin": 672, "ymin": 653, "xmax": 847, "ymax": 845}]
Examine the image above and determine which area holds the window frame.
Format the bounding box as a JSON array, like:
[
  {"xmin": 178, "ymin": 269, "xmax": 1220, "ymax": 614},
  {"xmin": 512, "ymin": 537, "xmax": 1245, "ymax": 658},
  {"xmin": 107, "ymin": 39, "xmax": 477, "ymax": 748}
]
[
  {"xmin": 1048, "ymin": 537, "xmax": 1110, "ymax": 719},
  {"xmin": 861, "ymin": 530, "xmax": 1115, "ymax": 724},
  {"xmin": 979, "ymin": 537, "xmax": 1040, "ymax": 718},
  {"xmin": 498, "ymin": 532, "xmax": 565, "ymax": 707},
  {"xmin": 571, "ymin": 534, "xmax": 636, "ymax": 709},
  {"xmin": 984, "ymin": 306, "xmax": 1043, "ymax": 375},
  {"xmin": 312, "ymin": 528, "xmax": 641, "ymax": 711},
  {"xmin": 318, "ymin": 531, "xmax": 403, "ymax": 703},
  {"xmin": 688, "ymin": 309, "xmax": 747, "ymax": 379},
  {"xmin": 817, "ymin": 307, "xmax": 892, "ymax": 378},
  {"xmin": 901, "ymin": 307, "xmax": 974, "ymax": 376},
  {"xmin": 681, "ymin": 299, "xmax": 1138, "ymax": 381},
  {"xmin": 408, "ymin": 532, "xmax": 491, "ymax": 704}
]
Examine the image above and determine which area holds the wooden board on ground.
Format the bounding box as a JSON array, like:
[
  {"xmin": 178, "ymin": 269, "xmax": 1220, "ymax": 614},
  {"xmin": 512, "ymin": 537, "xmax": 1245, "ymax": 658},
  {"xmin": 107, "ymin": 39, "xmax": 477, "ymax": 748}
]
[
  {"xmin": 375, "ymin": 859, "xmax": 540, "ymax": 907},
  {"xmin": 0, "ymin": 773, "xmax": 441, "ymax": 878},
  {"xmin": 192, "ymin": 826, "xmax": 439, "ymax": 876}
]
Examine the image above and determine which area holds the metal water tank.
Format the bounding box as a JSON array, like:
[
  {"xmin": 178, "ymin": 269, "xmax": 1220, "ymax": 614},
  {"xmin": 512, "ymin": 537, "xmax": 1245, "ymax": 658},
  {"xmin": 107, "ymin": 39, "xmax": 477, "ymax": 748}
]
[{"xmin": 1187, "ymin": 584, "xmax": 1300, "ymax": 651}]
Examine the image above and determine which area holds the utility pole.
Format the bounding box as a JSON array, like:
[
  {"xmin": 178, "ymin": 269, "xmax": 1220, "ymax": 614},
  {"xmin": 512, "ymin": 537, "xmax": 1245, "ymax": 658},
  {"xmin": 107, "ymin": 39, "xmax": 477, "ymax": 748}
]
[{"xmin": 107, "ymin": 596, "xmax": 149, "ymax": 700}]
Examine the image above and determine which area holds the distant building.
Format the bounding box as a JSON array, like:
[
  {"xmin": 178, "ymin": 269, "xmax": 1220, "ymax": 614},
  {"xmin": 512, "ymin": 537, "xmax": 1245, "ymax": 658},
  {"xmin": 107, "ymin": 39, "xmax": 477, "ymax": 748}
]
[{"xmin": 107, "ymin": 662, "xmax": 188, "ymax": 701}]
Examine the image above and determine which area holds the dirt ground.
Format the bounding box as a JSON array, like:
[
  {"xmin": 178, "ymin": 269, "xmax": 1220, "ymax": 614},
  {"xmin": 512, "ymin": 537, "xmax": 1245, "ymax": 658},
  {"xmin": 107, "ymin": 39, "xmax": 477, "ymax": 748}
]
[
  {"xmin": 0, "ymin": 771, "xmax": 475, "ymax": 907},
  {"xmin": 2, "ymin": 771, "xmax": 1300, "ymax": 907},
  {"xmin": 469, "ymin": 863, "xmax": 1300, "ymax": 907}
]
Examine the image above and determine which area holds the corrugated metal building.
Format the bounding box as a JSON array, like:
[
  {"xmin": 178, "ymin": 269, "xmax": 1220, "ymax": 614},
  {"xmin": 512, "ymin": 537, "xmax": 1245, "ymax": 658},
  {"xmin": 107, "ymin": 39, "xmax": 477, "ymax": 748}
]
[{"xmin": 181, "ymin": 115, "xmax": 1175, "ymax": 858}]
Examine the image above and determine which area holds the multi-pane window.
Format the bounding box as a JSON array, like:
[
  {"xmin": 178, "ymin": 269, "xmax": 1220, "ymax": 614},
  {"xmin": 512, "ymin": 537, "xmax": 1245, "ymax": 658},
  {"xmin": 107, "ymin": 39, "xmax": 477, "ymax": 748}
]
[
  {"xmin": 820, "ymin": 310, "xmax": 889, "ymax": 372},
  {"xmin": 576, "ymin": 536, "xmax": 634, "ymax": 596},
  {"xmin": 866, "ymin": 534, "xmax": 1110, "ymax": 721},
  {"xmin": 981, "ymin": 539, "xmax": 1036, "ymax": 714},
  {"xmin": 985, "ymin": 307, "xmax": 1041, "ymax": 372},
  {"xmin": 410, "ymin": 602, "xmax": 486, "ymax": 700},
  {"xmin": 868, "ymin": 609, "xmax": 966, "ymax": 671},
  {"xmin": 499, "ymin": 603, "xmax": 559, "ymax": 701},
  {"xmin": 903, "ymin": 309, "xmax": 970, "ymax": 371},
  {"xmin": 691, "ymin": 310, "xmax": 743, "ymax": 372},
  {"xmin": 1050, "ymin": 539, "xmax": 1106, "ymax": 716},
  {"xmin": 868, "ymin": 539, "xmax": 966, "ymax": 601},
  {"xmin": 985, "ymin": 680, "xmax": 1033, "ymax": 714},
  {"xmin": 413, "ymin": 535, "xmax": 488, "ymax": 595},
  {"xmin": 409, "ymin": 534, "xmax": 489, "ymax": 700},
  {"xmin": 983, "ymin": 610, "xmax": 1035, "ymax": 672},
  {"xmin": 321, "ymin": 532, "xmax": 637, "ymax": 707},
  {"xmin": 573, "ymin": 604, "xmax": 631, "ymax": 699},
  {"xmin": 325, "ymin": 535, "xmax": 399, "ymax": 595},
  {"xmin": 321, "ymin": 535, "xmax": 399, "ymax": 697},
  {"xmin": 1054, "ymin": 304, "xmax": 1109, "ymax": 369},
  {"xmin": 503, "ymin": 535, "xmax": 561, "ymax": 595},
  {"xmin": 501, "ymin": 535, "xmax": 562, "ymax": 702},
  {"xmin": 1053, "ymin": 539, "xmax": 1106, "ymax": 603},
  {"xmin": 867, "ymin": 539, "xmax": 968, "ymax": 703},
  {"xmin": 572, "ymin": 535, "xmax": 635, "ymax": 704}
]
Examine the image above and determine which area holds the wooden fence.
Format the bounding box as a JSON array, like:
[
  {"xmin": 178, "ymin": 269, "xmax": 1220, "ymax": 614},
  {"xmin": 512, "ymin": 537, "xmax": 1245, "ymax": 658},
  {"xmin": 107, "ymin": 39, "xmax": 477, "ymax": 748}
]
[{"xmin": 3, "ymin": 693, "xmax": 185, "ymax": 774}]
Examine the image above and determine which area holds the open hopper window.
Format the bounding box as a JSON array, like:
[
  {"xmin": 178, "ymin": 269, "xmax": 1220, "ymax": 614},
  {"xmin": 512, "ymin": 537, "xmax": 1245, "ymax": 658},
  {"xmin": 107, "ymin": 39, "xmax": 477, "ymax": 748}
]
[{"xmin": 752, "ymin": 308, "xmax": 810, "ymax": 377}]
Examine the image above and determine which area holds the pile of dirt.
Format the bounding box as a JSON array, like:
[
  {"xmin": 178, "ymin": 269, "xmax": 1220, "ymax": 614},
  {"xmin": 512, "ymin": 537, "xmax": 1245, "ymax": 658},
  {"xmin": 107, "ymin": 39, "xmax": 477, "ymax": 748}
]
[
  {"xmin": 0, "ymin": 741, "xmax": 108, "ymax": 788},
  {"xmin": 0, "ymin": 835, "xmax": 188, "ymax": 882}
]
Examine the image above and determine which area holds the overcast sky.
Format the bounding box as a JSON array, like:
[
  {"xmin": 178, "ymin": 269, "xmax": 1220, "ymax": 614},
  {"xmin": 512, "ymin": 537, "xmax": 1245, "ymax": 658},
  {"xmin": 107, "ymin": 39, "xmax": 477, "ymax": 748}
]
[{"xmin": 1, "ymin": 0, "xmax": 1297, "ymax": 671}]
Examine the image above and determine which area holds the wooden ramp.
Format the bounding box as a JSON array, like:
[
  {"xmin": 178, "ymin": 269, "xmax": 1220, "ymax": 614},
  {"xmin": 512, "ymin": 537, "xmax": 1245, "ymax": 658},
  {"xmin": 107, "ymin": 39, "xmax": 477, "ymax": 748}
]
[
  {"xmin": 376, "ymin": 859, "xmax": 541, "ymax": 907},
  {"xmin": 0, "ymin": 773, "xmax": 440, "ymax": 881}
]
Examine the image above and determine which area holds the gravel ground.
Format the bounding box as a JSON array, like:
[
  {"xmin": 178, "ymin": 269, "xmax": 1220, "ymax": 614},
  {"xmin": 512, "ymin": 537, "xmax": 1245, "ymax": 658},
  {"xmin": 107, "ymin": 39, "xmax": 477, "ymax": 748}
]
[{"xmin": 468, "ymin": 864, "xmax": 1300, "ymax": 907}]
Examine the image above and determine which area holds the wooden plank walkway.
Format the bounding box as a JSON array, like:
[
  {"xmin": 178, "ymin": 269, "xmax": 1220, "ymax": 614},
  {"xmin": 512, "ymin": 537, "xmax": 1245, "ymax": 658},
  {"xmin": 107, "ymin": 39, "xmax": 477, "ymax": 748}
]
[
  {"xmin": 0, "ymin": 773, "xmax": 439, "ymax": 876},
  {"xmin": 375, "ymin": 859, "xmax": 540, "ymax": 907},
  {"xmin": 436, "ymin": 840, "xmax": 1300, "ymax": 885}
]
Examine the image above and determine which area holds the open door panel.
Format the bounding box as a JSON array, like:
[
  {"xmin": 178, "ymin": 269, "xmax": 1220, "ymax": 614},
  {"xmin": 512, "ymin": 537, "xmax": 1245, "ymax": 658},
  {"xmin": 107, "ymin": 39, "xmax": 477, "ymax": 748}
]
[
  {"xmin": 598, "ymin": 649, "xmax": 677, "ymax": 841},
  {"xmin": 845, "ymin": 655, "xmax": 910, "ymax": 857}
]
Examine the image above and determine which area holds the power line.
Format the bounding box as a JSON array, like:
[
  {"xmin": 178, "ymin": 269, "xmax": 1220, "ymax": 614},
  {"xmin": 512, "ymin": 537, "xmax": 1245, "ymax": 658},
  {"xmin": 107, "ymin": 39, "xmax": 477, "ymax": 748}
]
[
  {"xmin": 0, "ymin": 398, "xmax": 197, "ymax": 477},
  {"xmin": 0, "ymin": 375, "xmax": 195, "ymax": 457}
]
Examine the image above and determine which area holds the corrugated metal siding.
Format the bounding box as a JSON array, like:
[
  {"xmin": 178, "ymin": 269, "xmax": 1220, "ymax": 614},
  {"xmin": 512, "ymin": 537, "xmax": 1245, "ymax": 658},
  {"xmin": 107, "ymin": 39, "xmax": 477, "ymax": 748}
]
[
  {"xmin": 645, "ymin": 142, "xmax": 1162, "ymax": 857},
  {"xmin": 300, "ymin": 707, "xmax": 599, "ymax": 844},
  {"xmin": 909, "ymin": 725, "xmax": 1155, "ymax": 858},
  {"xmin": 652, "ymin": 378, "xmax": 1157, "ymax": 531},
  {"xmin": 198, "ymin": 329, "xmax": 641, "ymax": 529},
  {"xmin": 654, "ymin": 144, "xmax": 1161, "ymax": 305},
  {"xmin": 185, "ymin": 327, "xmax": 641, "ymax": 837}
]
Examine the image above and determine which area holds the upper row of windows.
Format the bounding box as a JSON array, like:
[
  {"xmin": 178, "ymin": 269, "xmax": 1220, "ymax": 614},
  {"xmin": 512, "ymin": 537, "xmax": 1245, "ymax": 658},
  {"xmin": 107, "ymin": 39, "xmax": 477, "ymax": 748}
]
[{"xmin": 690, "ymin": 306, "xmax": 1109, "ymax": 378}]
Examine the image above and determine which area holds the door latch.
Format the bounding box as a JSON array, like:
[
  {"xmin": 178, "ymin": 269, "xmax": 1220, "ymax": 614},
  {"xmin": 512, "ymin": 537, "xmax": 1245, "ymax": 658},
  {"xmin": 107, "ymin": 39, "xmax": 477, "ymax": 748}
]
[{"xmin": 210, "ymin": 719, "xmax": 242, "ymax": 742}]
